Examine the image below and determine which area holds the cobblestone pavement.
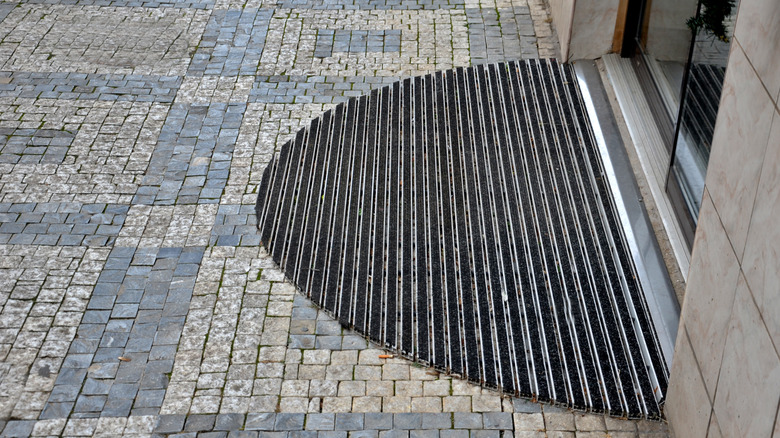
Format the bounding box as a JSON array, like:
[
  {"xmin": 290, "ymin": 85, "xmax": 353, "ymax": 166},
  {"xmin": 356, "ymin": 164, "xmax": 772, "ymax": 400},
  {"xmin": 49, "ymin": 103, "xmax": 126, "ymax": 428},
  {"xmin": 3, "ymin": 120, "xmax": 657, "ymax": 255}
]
[{"xmin": 0, "ymin": 0, "xmax": 671, "ymax": 434}]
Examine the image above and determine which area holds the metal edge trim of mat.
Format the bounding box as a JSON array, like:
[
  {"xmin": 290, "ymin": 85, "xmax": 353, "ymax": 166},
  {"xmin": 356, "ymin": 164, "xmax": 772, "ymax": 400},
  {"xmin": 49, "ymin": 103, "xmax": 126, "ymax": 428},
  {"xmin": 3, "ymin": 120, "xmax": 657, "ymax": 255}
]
[{"xmin": 572, "ymin": 59, "xmax": 680, "ymax": 371}]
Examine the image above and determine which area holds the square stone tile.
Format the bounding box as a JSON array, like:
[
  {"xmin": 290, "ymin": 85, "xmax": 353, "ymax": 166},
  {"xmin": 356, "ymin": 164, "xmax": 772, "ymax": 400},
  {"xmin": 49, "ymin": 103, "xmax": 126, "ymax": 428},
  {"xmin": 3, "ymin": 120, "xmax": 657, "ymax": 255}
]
[
  {"xmin": 681, "ymin": 191, "xmax": 740, "ymax": 394},
  {"xmin": 705, "ymin": 44, "xmax": 775, "ymax": 258},
  {"xmin": 713, "ymin": 277, "xmax": 780, "ymax": 438}
]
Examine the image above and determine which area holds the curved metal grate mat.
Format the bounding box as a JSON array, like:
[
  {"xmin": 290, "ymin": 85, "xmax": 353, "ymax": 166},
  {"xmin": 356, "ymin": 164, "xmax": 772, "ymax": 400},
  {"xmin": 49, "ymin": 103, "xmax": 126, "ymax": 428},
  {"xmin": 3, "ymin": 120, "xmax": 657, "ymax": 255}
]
[{"xmin": 256, "ymin": 59, "xmax": 668, "ymax": 419}]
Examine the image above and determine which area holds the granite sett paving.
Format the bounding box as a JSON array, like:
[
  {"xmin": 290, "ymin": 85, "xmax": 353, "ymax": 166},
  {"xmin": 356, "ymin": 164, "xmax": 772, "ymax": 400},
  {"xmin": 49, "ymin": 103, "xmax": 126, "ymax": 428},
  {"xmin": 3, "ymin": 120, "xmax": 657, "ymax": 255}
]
[{"xmin": 0, "ymin": 0, "xmax": 669, "ymax": 434}]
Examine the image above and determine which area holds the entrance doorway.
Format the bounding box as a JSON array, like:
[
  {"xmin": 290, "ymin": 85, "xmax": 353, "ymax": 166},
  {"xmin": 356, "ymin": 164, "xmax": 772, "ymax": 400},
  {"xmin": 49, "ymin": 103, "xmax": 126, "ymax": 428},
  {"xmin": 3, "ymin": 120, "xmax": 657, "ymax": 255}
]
[{"xmin": 622, "ymin": 0, "xmax": 736, "ymax": 248}]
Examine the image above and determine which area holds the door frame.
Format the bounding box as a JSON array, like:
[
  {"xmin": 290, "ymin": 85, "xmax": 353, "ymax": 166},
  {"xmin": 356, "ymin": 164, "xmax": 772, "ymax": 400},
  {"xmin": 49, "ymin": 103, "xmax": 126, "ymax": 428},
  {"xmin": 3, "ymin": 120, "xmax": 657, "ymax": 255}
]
[{"xmin": 619, "ymin": 0, "xmax": 705, "ymax": 250}]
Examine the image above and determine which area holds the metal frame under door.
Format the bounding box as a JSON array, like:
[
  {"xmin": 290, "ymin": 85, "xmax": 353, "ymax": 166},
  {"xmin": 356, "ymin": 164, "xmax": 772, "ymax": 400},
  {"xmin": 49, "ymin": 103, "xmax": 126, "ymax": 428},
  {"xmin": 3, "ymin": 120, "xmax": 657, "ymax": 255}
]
[{"xmin": 573, "ymin": 59, "xmax": 680, "ymax": 370}]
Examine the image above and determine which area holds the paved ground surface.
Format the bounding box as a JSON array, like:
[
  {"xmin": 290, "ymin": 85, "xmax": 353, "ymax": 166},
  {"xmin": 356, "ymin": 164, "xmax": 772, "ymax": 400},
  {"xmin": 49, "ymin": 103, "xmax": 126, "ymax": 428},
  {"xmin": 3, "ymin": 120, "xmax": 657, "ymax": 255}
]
[{"xmin": 0, "ymin": 0, "xmax": 671, "ymax": 434}]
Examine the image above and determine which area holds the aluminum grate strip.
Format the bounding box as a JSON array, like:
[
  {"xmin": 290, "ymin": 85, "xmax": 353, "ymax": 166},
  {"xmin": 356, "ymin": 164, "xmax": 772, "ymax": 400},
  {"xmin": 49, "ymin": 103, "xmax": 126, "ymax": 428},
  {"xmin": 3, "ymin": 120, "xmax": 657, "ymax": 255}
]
[{"xmin": 255, "ymin": 59, "xmax": 669, "ymax": 419}]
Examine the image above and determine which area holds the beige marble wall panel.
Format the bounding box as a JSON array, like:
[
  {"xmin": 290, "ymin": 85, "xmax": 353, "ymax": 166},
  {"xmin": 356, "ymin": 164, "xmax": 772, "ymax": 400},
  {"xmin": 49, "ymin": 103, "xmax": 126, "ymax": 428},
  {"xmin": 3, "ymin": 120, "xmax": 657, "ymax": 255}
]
[
  {"xmin": 680, "ymin": 191, "xmax": 740, "ymax": 395},
  {"xmin": 567, "ymin": 0, "xmax": 620, "ymax": 60},
  {"xmin": 708, "ymin": 414, "xmax": 723, "ymax": 438},
  {"xmin": 775, "ymin": 405, "xmax": 780, "ymax": 436},
  {"xmin": 667, "ymin": 3, "xmax": 780, "ymax": 438},
  {"xmin": 734, "ymin": 0, "xmax": 780, "ymax": 100},
  {"xmin": 712, "ymin": 274, "xmax": 780, "ymax": 438},
  {"xmin": 666, "ymin": 327, "xmax": 712, "ymax": 438},
  {"xmin": 703, "ymin": 43, "xmax": 773, "ymax": 260},
  {"xmin": 742, "ymin": 110, "xmax": 780, "ymax": 347},
  {"xmin": 547, "ymin": 0, "xmax": 573, "ymax": 59}
]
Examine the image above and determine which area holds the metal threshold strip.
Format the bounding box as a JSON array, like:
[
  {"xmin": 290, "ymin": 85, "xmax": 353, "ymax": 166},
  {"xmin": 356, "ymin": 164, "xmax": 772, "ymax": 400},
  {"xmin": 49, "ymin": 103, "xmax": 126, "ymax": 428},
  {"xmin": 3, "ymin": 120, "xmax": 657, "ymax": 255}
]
[{"xmin": 256, "ymin": 59, "xmax": 671, "ymax": 419}]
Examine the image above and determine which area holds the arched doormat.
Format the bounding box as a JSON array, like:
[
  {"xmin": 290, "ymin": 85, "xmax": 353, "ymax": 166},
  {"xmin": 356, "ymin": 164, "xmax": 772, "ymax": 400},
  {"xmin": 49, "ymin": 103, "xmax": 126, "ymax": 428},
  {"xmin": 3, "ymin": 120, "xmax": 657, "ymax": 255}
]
[{"xmin": 256, "ymin": 59, "xmax": 668, "ymax": 419}]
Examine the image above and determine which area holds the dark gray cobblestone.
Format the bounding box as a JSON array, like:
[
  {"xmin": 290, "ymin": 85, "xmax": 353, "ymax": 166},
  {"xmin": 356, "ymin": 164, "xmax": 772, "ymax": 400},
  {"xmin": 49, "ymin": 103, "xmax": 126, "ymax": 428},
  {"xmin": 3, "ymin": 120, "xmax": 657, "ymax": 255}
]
[
  {"xmin": 133, "ymin": 103, "xmax": 245, "ymax": 205},
  {"xmin": 0, "ymin": 127, "xmax": 75, "ymax": 165},
  {"xmin": 0, "ymin": 202, "xmax": 127, "ymax": 246},
  {"xmin": 0, "ymin": 71, "xmax": 182, "ymax": 102},
  {"xmin": 0, "ymin": 6, "xmax": 209, "ymax": 76},
  {"xmin": 0, "ymin": 98, "xmax": 169, "ymax": 205},
  {"xmin": 0, "ymin": 245, "xmax": 109, "ymax": 420},
  {"xmin": 151, "ymin": 413, "xmax": 518, "ymax": 435},
  {"xmin": 249, "ymin": 76, "xmax": 396, "ymax": 104},
  {"xmin": 4, "ymin": 0, "xmax": 214, "ymax": 8},
  {"xmin": 210, "ymin": 204, "xmax": 259, "ymax": 246},
  {"xmin": 0, "ymin": 4, "xmax": 14, "ymax": 24},
  {"xmin": 188, "ymin": 9, "xmax": 273, "ymax": 77},
  {"xmin": 274, "ymin": 0, "xmax": 463, "ymax": 10},
  {"xmin": 466, "ymin": 7, "xmax": 538, "ymax": 63},
  {"xmin": 40, "ymin": 246, "xmax": 204, "ymax": 419},
  {"xmin": 315, "ymin": 29, "xmax": 402, "ymax": 57}
]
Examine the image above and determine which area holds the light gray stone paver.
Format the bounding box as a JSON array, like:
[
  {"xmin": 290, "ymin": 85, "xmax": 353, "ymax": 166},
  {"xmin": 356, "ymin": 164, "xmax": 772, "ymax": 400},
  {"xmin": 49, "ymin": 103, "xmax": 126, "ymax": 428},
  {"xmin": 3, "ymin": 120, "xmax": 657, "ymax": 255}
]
[{"xmin": 0, "ymin": 0, "xmax": 663, "ymax": 434}]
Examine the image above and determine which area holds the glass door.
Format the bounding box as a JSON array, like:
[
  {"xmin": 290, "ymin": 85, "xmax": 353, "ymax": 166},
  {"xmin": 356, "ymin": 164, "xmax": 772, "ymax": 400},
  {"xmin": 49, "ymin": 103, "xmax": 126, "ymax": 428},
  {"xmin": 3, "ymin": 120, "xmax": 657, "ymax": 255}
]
[
  {"xmin": 632, "ymin": 0, "xmax": 702, "ymax": 149},
  {"xmin": 668, "ymin": 4, "xmax": 734, "ymax": 228},
  {"xmin": 623, "ymin": 0, "xmax": 735, "ymax": 248}
]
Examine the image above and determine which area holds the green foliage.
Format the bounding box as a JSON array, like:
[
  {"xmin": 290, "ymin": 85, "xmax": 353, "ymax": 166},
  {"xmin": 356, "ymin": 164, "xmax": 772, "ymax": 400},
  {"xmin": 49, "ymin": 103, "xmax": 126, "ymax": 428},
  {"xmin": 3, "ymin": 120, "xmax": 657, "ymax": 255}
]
[{"xmin": 686, "ymin": 0, "xmax": 736, "ymax": 42}]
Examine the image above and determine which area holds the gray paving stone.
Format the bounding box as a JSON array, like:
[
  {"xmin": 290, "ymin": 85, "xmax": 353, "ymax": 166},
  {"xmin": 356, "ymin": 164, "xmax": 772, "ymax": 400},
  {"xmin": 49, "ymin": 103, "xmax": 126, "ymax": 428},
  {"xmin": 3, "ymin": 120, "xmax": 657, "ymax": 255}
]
[
  {"xmin": 49, "ymin": 379, "xmax": 83, "ymax": 402},
  {"xmin": 349, "ymin": 431, "xmax": 379, "ymax": 438},
  {"xmin": 379, "ymin": 431, "xmax": 409, "ymax": 438},
  {"xmin": 111, "ymin": 303, "xmax": 140, "ymax": 318},
  {"xmin": 125, "ymin": 337, "xmax": 154, "ymax": 352},
  {"xmin": 88, "ymin": 363, "xmax": 119, "ymax": 379},
  {"xmin": 200, "ymin": 432, "xmax": 229, "ymax": 438},
  {"xmin": 63, "ymin": 353, "xmax": 95, "ymax": 369},
  {"xmin": 289, "ymin": 334, "xmax": 316, "ymax": 349},
  {"xmin": 315, "ymin": 336, "xmax": 343, "ymax": 349},
  {"xmin": 512, "ymin": 398, "xmax": 542, "ymax": 413},
  {"xmin": 393, "ymin": 414, "xmax": 422, "ymax": 430},
  {"xmin": 275, "ymin": 413, "xmax": 306, "ymax": 430},
  {"xmin": 77, "ymin": 327, "xmax": 105, "ymax": 343},
  {"xmin": 156, "ymin": 415, "xmax": 188, "ymax": 434},
  {"xmin": 453, "ymin": 413, "xmax": 482, "ymax": 429},
  {"xmin": 245, "ymin": 413, "xmax": 276, "ymax": 430},
  {"xmin": 69, "ymin": 338, "xmax": 100, "ymax": 353},
  {"xmin": 305, "ymin": 413, "xmax": 335, "ymax": 430},
  {"xmin": 73, "ymin": 394, "xmax": 106, "ymax": 412},
  {"xmin": 99, "ymin": 332, "xmax": 129, "ymax": 348},
  {"xmin": 334, "ymin": 413, "xmax": 364, "ymax": 431},
  {"xmin": 471, "ymin": 431, "xmax": 500, "ymax": 438},
  {"xmin": 82, "ymin": 378, "xmax": 112, "ymax": 395},
  {"xmin": 482, "ymin": 413, "xmax": 512, "ymax": 430},
  {"xmin": 185, "ymin": 414, "xmax": 217, "ymax": 432},
  {"xmin": 93, "ymin": 347, "xmax": 125, "ymax": 363},
  {"xmin": 213, "ymin": 414, "xmax": 245, "ymax": 431},
  {"xmin": 287, "ymin": 432, "xmax": 318, "ymax": 438},
  {"xmin": 39, "ymin": 402, "xmax": 74, "ymax": 419},
  {"xmin": 438, "ymin": 431, "xmax": 468, "ymax": 438},
  {"xmin": 341, "ymin": 335, "xmax": 368, "ymax": 349},
  {"xmin": 409, "ymin": 431, "xmax": 438, "ymax": 438},
  {"xmin": 317, "ymin": 432, "xmax": 348, "ymax": 438},
  {"xmin": 102, "ymin": 397, "xmax": 134, "ymax": 417},
  {"xmin": 421, "ymin": 413, "xmax": 451, "ymax": 429},
  {"xmin": 364, "ymin": 413, "xmax": 393, "ymax": 430},
  {"xmin": 229, "ymin": 432, "xmax": 259, "ymax": 438},
  {"xmin": 2, "ymin": 420, "xmax": 35, "ymax": 437},
  {"xmin": 89, "ymin": 296, "xmax": 117, "ymax": 310},
  {"xmin": 136, "ymin": 389, "xmax": 166, "ymax": 407},
  {"xmin": 314, "ymin": 319, "xmax": 341, "ymax": 334},
  {"xmin": 228, "ymin": 430, "xmax": 259, "ymax": 438}
]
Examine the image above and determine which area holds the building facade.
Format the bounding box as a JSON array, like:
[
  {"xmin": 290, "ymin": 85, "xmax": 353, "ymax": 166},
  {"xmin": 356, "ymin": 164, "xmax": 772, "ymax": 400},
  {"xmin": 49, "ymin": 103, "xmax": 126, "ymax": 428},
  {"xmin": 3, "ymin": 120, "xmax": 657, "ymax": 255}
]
[{"xmin": 551, "ymin": 0, "xmax": 780, "ymax": 436}]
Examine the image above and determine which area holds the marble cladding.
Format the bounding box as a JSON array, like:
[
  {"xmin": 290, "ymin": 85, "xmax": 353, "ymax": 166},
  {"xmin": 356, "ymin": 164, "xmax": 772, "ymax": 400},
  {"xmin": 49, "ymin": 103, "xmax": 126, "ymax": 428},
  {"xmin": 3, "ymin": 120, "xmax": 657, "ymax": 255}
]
[
  {"xmin": 667, "ymin": 1, "xmax": 780, "ymax": 437},
  {"xmin": 546, "ymin": 0, "xmax": 573, "ymax": 59},
  {"xmin": 566, "ymin": 0, "xmax": 619, "ymax": 60},
  {"xmin": 547, "ymin": 0, "xmax": 618, "ymax": 60}
]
